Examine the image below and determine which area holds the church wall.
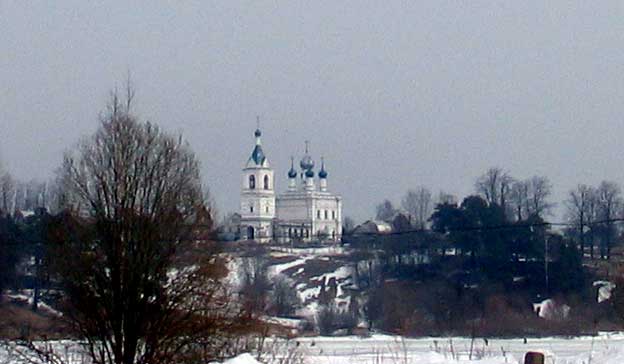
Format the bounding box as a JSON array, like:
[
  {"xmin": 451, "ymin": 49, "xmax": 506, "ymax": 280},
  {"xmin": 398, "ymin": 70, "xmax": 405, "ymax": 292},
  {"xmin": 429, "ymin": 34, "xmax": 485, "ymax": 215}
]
[
  {"xmin": 311, "ymin": 197, "xmax": 342, "ymax": 241},
  {"xmin": 275, "ymin": 197, "xmax": 311, "ymax": 221}
]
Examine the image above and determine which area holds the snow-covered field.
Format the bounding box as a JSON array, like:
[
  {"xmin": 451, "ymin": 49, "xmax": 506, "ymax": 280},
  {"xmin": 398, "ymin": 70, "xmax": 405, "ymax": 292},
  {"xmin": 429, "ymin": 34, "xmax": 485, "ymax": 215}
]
[
  {"xmin": 247, "ymin": 333, "xmax": 624, "ymax": 364},
  {"xmin": 8, "ymin": 333, "xmax": 622, "ymax": 364}
]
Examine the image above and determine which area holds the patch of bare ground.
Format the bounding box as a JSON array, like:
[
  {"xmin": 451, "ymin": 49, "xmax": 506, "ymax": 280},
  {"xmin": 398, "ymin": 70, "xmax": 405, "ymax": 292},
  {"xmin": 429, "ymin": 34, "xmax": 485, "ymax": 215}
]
[{"xmin": 0, "ymin": 299, "xmax": 71, "ymax": 339}]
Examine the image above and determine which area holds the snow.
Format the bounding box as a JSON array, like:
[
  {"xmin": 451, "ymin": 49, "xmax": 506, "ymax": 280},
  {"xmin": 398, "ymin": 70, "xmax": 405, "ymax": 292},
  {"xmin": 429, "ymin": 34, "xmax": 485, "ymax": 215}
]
[
  {"xmin": 5, "ymin": 292, "xmax": 62, "ymax": 317},
  {"xmin": 310, "ymin": 266, "xmax": 351, "ymax": 282},
  {"xmin": 532, "ymin": 298, "xmax": 570, "ymax": 320},
  {"xmin": 221, "ymin": 353, "xmax": 261, "ymax": 364},
  {"xmin": 269, "ymin": 257, "xmax": 313, "ymax": 277},
  {"xmin": 299, "ymin": 285, "xmax": 322, "ymax": 302},
  {"xmin": 268, "ymin": 333, "xmax": 624, "ymax": 364},
  {"xmin": 593, "ymin": 280, "xmax": 616, "ymax": 303},
  {"xmin": 262, "ymin": 316, "xmax": 303, "ymax": 328},
  {"xmin": 5, "ymin": 334, "xmax": 624, "ymax": 364},
  {"xmin": 271, "ymin": 246, "xmax": 346, "ymax": 256}
]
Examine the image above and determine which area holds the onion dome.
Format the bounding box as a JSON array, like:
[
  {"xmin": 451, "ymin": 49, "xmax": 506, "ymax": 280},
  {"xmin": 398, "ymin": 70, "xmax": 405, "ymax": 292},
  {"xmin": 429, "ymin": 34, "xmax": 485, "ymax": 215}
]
[
  {"xmin": 299, "ymin": 140, "xmax": 315, "ymax": 170},
  {"xmin": 247, "ymin": 127, "xmax": 266, "ymax": 166},
  {"xmin": 288, "ymin": 156, "xmax": 297, "ymax": 178},
  {"xmin": 305, "ymin": 168, "xmax": 315, "ymax": 178},
  {"xmin": 250, "ymin": 145, "xmax": 266, "ymax": 165},
  {"xmin": 300, "ymin": 156, "xmax": 314, "ymax": 171},
  {"xmin": 319, "ymin": 158, "xmax": 328, "ymax": 179}
]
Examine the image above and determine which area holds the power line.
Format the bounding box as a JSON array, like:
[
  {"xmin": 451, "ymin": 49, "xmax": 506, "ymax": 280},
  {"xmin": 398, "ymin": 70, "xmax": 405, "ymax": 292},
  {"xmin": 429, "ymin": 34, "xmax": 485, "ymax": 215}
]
[{"xmin": 227, "ymin": 218, "xmax": 624, "ymax": 241}]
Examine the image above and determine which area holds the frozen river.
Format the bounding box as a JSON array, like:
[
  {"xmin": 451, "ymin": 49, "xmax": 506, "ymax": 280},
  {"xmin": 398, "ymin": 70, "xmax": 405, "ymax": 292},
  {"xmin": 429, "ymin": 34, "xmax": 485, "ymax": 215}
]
[
  {"xmin": 5, "ymin": 333, "xmax": 624, "ymax": 364},
  {"xmin": 264, "ymin": 333, "xmax": 624, "ymax": 364}
]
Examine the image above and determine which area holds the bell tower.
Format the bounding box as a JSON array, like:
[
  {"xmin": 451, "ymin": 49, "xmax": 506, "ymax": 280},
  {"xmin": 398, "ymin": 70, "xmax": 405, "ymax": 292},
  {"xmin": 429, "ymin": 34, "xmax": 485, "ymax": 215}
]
[{"xmin": 240, "ymin": 123, "xmax": 275, "ymax": 242}]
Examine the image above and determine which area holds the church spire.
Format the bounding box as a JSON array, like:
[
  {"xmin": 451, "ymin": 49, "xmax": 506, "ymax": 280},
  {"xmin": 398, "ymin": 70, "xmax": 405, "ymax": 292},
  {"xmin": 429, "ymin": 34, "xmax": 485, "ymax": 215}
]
[
  {"xmin": 254, "ymin": 116, "xmax": 262, "ymax": 144},
  {"xmin": 288, "ymin": 156, "xmax": 297, "ymax": 178},
  {"xmin": 319, "ymin": 157, "xmax": 328, "ymax": 179},
  {"xmin": 247, "ymin": 119, "xmax": 268, "ymax": 167}
]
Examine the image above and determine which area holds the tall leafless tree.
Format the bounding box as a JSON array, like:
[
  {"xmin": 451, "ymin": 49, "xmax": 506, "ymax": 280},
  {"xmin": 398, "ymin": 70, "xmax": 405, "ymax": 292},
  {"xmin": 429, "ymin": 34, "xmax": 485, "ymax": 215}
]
[
  {"xmin": 527, "ymin": 175, "xmax": 554, "ymax": 218},
  {"xmin": 436, "ymin": 190, "xmax": 457, "ymax": 206},
  {"xmin": 596, "ymin": 180, "xmax": 622, "ymax": 260},
  {"xmin": 375, "ymin": 199, "xmax": 397, "ymax": 223},
  {"xmin": 401, "ymin": 186, "xmax": 432, "ymax": 229},
  {"xmin": 48, "ymin": 86, "xmax": 252, "ymax": 364},
  {"xmin": 475, "ymin": 167, "xmax": 513, "ymax": 215},
  {"xmin": 509, "ymin": 179, "xmax": 529, "ymax": 221},
  {"xmin": 0, "ymin": 171, "xmax": 15, "ymax": 214},
  {"xmin": 565, "ymin": 184, "xmax": 595, "ymax": 257},
  {"xmin": 509, "ymin": 176, "xmax": 553, "ymax": 220}
]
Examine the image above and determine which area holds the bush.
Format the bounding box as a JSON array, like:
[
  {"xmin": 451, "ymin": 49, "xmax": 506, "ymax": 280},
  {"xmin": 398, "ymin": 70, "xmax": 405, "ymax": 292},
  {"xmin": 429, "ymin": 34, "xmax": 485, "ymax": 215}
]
[
  {"xmin": 270, "ymin": 275, "xmax": 301, "ymax": 317},
  {"xmin": 316, "ymin": 304, "xmax": 357, "ymax": 336}
]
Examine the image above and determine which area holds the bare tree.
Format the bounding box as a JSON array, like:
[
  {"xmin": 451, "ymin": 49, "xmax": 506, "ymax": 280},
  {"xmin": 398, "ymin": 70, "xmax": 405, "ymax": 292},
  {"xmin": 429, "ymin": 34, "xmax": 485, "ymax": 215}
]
[
  {"xmin": 375, "ymin": 199, "xmax": 397, "ymax": 223},
  {"xmin": 565, "ymin": 184, "xmax": 594, "ymax": 257},
  {"xmin": 0, "ymin": 171, "xmax": 15, "ymax": 214},
  {"xmin": 527, "ymin": 176, "xmax": 554, "ymax": 217},
  {"xmin": 585, "ymin": 189, "xmax": 599, "ymax": 259},
  {"xmin": 436, "ymin": 190, "xmax": 457, "ymax": 205},
  {"xmin": 269, "ymin": 274, "xmax": 301, "ymax": 317},
  {"xmin": 342, "ymin": 216, "xmax": 356, "ymax": 235},
  {"xmin": 239, "ymin": 254, "xmax": 271, "ymax": 316},
  {"xmin": 401, "ymin": 187, "xmax": 432, "ymax": 229},
  {"xmin": 596, "ymin": 181, "xmax": 622, "ymax": 260},
  {"xmin": 509, "ymin": 180, "xmax": 529, "ymax": 221},
  {"xmin": 47, "ymin": 86, "xmax": 251, "ymax": 364},
  {"xmin": 475, "ymin": 167, "xmax": 513, "ymax": 212},
  {"xmin": 508, "ymin": 176, "xmax": 553, "ymax": 221}
]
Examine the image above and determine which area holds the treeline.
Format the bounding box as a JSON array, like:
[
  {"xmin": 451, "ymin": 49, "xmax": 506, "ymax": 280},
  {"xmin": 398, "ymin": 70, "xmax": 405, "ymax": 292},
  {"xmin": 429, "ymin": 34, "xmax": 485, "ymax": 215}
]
[
  {"xmin": 369, "ymin": 167, "xmax": 624, "ymax": 261},
  {"xmin": 0, "ymin": 171, "xmax": 64, "ymax": 215},
  {"xmin": 0, "ymin": 208, "xmax": 56, "ymax": 314},
  {"xmin": 340, "ymin": 168, "xmax": 624, "ymax": 336}
]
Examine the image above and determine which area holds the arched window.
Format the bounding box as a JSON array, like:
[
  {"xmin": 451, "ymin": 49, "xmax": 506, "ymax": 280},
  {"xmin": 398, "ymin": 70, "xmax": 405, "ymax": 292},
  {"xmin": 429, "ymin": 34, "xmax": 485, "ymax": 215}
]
[
  {"xmin": 249, "ymin": 175, "xmax": 256, "ymax": 189},
  {"xmin": 288, "ymin": 228, "xmax": 293, "ymax": 238},
  {"xmin": 332, "ymin": 230, "xmax": 336, "ymax": 240},
  {"xmin": 264, "ymin": 175, "xmax": 270, "ymax": 190},
  {"xmin": 305, "ymin": 229, "xmax": 309, "ymax": 238},
  {"xmin": 332, "ymin": 210, "xmax": 336, "ymax": 219},
  {"xmin": 317, "ymin": 210, "xmax": 321, "ymax": 219},
  {"xmin": 324, "ymin": 210, "xmax": 328, "ymax": 220}
]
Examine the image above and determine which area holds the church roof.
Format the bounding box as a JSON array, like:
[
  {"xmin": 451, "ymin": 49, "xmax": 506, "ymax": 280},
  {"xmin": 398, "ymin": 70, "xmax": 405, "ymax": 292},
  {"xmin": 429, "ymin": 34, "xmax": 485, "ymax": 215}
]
[{"xmin": 248, "ymin": 144, "xmax": 266, "ymax": 166}]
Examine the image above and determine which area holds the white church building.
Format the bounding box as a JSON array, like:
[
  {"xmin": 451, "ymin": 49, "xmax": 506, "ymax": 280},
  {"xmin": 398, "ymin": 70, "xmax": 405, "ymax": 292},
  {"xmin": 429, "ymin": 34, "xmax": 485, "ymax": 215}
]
[{"xmin": 239, "ymin": 127, "xmax": 342, "ymax": 243}]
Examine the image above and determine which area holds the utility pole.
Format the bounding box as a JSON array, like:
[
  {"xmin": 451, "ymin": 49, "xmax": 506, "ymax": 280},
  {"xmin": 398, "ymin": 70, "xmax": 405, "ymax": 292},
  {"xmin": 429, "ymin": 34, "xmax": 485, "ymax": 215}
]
[{"xmin": 544, "ymin": 235, "xmax": 549, "ymax": 295}]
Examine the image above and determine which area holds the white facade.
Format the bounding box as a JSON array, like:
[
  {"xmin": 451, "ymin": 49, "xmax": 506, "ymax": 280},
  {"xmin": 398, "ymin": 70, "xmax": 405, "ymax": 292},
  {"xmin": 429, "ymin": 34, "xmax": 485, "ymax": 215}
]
[
  {"xmin": 239, "ymin": 129, "xmax": 342, "ymax": 243},
  {"xmin": 240, "ymin": 129, "xmax": 275, "ymax": 243}
]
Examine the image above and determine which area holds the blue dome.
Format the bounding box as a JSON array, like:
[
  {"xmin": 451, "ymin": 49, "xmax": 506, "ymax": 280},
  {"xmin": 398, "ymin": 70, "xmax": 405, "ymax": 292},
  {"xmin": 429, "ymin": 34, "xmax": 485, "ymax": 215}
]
[
  {"xmin": 288, "ymin": 156, "xmax": 297, "ymax": 178},
  {"xmin": 299, "ymin": 141, "xmax": 314, "ymax": 170},
  {"xmin": 249, "ymin": 145, "xmax": 266, "ymax": 165},
  {"xmin": 319, "ymin": 158, "xmax": 328, "ymax": 178},
  {"xmin": 305, "ymin": 169, "xmax": 314, "ymax": 178},
  {"xmin": 300, "ymin": 155, "xmax": 314, "ymax": 171}
]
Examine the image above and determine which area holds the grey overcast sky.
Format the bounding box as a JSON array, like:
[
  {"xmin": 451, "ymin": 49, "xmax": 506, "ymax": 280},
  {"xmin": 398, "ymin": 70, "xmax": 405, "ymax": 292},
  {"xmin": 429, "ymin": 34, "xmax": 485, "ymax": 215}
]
[{"xmin": 2, "ymin": 1, "xmax": 624, "ymax": 222}]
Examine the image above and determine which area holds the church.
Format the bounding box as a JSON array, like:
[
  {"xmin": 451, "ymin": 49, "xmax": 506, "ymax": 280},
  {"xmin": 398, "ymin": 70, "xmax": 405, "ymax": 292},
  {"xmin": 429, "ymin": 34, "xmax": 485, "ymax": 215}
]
[{"xmin": 239, "ymin": 127, "xmax": 342, "ymax": 243}]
